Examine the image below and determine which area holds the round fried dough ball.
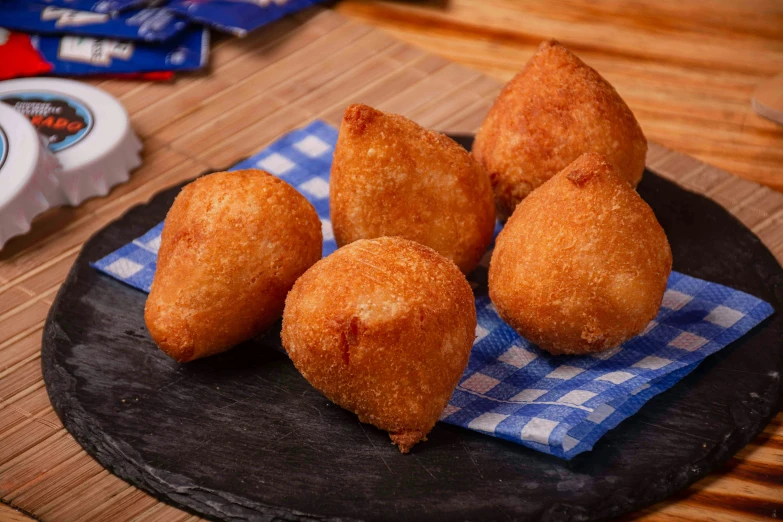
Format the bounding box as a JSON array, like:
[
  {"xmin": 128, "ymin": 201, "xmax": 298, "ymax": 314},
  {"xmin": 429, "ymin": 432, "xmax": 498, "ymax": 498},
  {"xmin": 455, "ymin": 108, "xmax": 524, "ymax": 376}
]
[
  {"xmin": 281, "ymin": 237, "xmax": 477, "ymax": 453},
  {"xmin": 473, "ymin": 40, "xmax": 647, "ymax": 220},
  {"xmin": 489, "ymin": 153, "xmax": 672, "ymax": 355},
  {"xmin": 330, "ymin": 104, "xmax": 496, "ymax": 274},
  {"xmin": 145, "ymin": 169, "xmax": 322, "ymax": 363}
]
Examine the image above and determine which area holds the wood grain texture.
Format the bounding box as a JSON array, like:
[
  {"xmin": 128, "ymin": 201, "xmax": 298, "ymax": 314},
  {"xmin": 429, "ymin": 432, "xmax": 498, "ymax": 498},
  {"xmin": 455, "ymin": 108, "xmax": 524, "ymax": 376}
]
[
  {"xmin": 0, "ymin": 6, "xmax": 780, "ymax": 522},
  {"xmin": 754, "ymin": 73, "xmax": 783, "ymax": 125},
  {"xmin": 0, "ymin": 503, "xmax": 35, "ymax": 522},
  {"xmin": 333, "ymin": 0, "xmax": 783, "ymax": 193}
]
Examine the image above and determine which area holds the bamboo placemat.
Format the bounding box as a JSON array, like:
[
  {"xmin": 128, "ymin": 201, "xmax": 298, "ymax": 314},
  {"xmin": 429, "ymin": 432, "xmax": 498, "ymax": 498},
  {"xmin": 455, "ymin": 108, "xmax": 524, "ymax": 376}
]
[{"xmin": 0, "ymin": 7, "xmax": 781, "ymax": 522}]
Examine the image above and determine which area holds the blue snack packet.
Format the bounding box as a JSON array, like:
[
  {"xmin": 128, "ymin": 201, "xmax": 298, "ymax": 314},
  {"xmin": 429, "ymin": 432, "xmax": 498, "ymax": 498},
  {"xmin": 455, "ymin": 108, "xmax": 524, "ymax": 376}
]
[
  {"xmin": 0, "ymin": 4, "xmax": 188, "ymax": 42},
  {"xmin": 30, "ymin": 27, "xmax": 209, "ymax": 75},
  {"xmin": 165, "ymin": 0, "xmax": 327, "ymax": 37},
  {"xmin": 29, "ymin": 0, "xmax": 153, "ymax": 14}
]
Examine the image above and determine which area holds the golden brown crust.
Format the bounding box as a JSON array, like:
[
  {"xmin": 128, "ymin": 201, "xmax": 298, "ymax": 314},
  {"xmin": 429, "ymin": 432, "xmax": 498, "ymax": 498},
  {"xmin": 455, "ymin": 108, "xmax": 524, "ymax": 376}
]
[
  {"xmin": 330, "ymin": 104, "xmax": 496, "ymax": 274},
  {"xmin": 473, "ymin": 40, "xmax": 648, "ymax": 219},
  {"xmin": 144, "ymin": 169, "xmax": 322, "ymax": 362},
  {"xmin": 281, "ymin": 237, "xmax": 477, "ymax": 453},
  {"xmin": 488, "ymin": 153, "xmax": 672, "ymax": 355}
]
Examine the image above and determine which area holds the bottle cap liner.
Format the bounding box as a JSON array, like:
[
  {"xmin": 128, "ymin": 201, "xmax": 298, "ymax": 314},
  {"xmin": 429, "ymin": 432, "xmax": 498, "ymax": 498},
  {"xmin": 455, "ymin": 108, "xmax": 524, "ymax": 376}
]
[{"xmin": 0, "ymin": 103, "xmax": 62, "ymax": 249}]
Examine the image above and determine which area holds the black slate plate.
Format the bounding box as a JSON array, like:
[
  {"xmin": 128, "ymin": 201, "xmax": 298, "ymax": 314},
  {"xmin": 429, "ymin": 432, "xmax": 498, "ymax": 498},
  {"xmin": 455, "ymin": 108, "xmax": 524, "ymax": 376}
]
[{"xmin": 42, "ymin": 136, "xmax": 783, "ymax": 522}]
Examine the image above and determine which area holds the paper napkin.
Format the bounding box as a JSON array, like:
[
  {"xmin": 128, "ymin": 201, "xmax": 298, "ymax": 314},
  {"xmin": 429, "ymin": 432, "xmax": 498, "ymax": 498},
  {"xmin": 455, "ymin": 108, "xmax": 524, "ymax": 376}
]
[{"xmin": 92, "ymin": 120, "xmax": 774, "ymax": 459}]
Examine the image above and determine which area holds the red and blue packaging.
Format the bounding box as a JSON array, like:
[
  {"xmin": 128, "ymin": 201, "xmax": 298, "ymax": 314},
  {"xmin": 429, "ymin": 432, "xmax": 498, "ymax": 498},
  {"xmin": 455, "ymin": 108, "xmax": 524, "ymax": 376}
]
[
  {"xmin": 32, "ymin": 28, "xmax": 209, "ymax": 75},
  {"xmin": 0, "ymin": 30, "xmax": 54, "ymax": 80},
  {"xmin": 0, "ymin": 3, "xmax": 189, "ymax": 42},
  {"xmin": 0, "ymin": 28, "xmax": 207, "ymax": 80},
  {"xmin": 0, "ymin": 0, "xmax": 328, "ymax": 81},
  {"xmin": 164, "ymin": 0, "xmax": 327, "ymax": 37},
  {"xmin": 28, "ymin": 0, "xmax": 155, "ymax": 14}
]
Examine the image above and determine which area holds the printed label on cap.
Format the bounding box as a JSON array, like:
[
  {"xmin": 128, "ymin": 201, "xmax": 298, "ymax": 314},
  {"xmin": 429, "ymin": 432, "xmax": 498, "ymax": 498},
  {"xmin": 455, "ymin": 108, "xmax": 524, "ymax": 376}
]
[
  {"xmin": 0, "ymin": 92, "xmax": 94, "ymax": 152},
  {"xmin": 0, "ymin": 126, "xmax": 7, "ymax": 171}
]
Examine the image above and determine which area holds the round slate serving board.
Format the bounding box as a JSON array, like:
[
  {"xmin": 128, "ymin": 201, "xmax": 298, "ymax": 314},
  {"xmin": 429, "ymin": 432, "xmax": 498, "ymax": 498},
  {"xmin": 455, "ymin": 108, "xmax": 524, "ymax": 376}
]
[{"xmin": 42, "ymin": 136, "xmax": 782, "ymax": 522}]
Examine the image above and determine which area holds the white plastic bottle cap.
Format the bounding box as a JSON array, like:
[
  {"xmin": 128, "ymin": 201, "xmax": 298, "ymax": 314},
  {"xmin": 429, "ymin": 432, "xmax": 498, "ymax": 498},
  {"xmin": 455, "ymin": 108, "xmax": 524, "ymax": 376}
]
[
  {"xmin": 0, "ymin": 103, "xmax": 62, "ymax": 250},
  {"xmin": 0, "ymin": 78, "xmax": 142, "ymax": 206}
]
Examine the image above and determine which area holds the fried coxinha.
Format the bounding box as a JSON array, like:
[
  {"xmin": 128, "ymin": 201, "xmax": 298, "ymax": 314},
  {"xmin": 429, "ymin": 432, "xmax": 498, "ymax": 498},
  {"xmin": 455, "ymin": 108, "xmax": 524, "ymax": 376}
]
[
  {"xmin": 143, "ymin": 38, "xmax": 670, "ymax": 454},
  {"xmin": 473, "ymin": 40, "xmax": 648, "ymax": 220},
  {"xmin": 330, "ymin": 104, "xmax": 495, "ymax": 275},
  {"xmin": 282, "ymin": 237, "xmax": 476, "ymax": 453},
  {"xmin": 145, "ymin": 170, "xmax": 322, "ymax": 362},
  {"xmin": 489, "ymin": 153, "xmax": 672, "ymax": 355}
]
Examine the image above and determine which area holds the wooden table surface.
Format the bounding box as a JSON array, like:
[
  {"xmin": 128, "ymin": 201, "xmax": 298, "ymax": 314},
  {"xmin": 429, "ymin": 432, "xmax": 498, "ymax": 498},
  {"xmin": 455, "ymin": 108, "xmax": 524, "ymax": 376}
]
[
  {"xmin": 334, "ymin": 0, "xmax": 783, "ymax": 192},
  {"xmin": 0, "ymin": 3, "xmax": 782, "ymax": 522}
]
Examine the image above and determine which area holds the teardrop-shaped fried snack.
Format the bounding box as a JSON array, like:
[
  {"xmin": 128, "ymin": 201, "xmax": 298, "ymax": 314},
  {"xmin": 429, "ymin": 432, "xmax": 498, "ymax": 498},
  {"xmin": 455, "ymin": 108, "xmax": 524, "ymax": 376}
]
[
  {"xmin": 145, "ymin": 169, "xmax": 322, "ymax": 363},
  {"xmin": 473, "ymin": 40, "xmax": 648, "ymax": 219},
  {"xmin": 330, "ymin": 104, "xmax": 496, "ymax": 274},
  {"xmin": 282, "ymin": 237, "xmax": 476, "ymax": 453},
  {"xmin": 489, "ymin": 153, "xmax": 671, "ymax": 355}
]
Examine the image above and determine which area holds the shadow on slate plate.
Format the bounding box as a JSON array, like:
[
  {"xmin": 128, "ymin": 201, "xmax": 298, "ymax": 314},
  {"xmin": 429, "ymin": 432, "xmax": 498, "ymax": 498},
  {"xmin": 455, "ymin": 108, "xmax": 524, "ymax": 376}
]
[{"xmin": 41, "ymin": 135, "xmax": 782, "ymax": 522}]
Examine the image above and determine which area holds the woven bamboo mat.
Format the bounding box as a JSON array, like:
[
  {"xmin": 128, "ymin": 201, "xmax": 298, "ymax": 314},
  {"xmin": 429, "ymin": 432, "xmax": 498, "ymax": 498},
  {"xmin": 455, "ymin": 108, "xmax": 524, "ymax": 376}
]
[{"xmin": 0, "ymin": 7, "xmax": 781, "ymax": 522}]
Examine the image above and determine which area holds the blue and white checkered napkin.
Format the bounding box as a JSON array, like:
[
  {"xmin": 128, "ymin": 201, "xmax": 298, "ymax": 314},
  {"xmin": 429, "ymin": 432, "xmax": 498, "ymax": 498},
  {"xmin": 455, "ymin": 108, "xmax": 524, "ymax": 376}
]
[{"xmin": 92, "ymin": 120, "xmax": 774, "ymax": 459}]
